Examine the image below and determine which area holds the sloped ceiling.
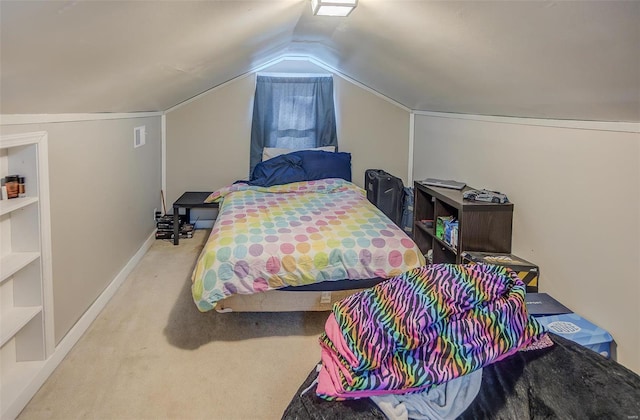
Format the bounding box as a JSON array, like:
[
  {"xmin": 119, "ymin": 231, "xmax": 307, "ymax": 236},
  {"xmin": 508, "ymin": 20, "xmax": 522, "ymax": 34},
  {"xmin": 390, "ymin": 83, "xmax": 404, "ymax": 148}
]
[{"xmin": 1, "ymin": 0, "xmax": 639, "ymax": 122}]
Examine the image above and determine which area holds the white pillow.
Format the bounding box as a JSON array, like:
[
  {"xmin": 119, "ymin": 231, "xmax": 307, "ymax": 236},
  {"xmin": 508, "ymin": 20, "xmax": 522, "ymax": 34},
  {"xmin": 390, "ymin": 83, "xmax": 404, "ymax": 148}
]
[{"xmin": 262, "ymin": 146, "xmax": 336, "ymax": 162}]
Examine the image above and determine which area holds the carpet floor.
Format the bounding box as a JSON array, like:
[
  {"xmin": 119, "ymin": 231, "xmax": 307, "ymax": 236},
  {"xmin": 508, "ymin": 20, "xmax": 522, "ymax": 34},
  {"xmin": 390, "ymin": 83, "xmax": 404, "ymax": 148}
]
[{"xmin": 18, "ymin": 229, "xmax": 329, "ymax": 420}]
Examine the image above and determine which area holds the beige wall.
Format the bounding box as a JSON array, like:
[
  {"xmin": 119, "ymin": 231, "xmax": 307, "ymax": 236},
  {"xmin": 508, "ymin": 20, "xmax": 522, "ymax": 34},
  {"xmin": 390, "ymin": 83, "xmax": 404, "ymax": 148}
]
[
  {"xmin": 1, "ymin": 117, "xmax": 162, "ymax": 343},
  {"xmin": 334, "ymin": 76, "xmax": 410, "ymax": 186},
  {"xmin": 165, "ymin": 76, "xmax": 255, "ymax": 207},
  {"xmin": 165, "ymin": 60, "xmax": 410, "ymax": 211},
  {"xmin": 413, "ymin": 114, "xmax": 640, "ymax": 374}
]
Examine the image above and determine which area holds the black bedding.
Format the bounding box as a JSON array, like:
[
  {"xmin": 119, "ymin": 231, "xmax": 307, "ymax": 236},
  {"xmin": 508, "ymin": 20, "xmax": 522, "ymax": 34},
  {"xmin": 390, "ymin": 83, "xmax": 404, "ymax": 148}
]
[{"xmin": 281, "ymin": 334, "xmax": 640, "ymax": 419}]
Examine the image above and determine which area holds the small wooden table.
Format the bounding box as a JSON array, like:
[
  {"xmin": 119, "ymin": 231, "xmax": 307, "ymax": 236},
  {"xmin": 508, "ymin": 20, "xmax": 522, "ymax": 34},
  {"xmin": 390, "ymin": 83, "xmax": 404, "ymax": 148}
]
[{"xmin": 172, "ymin": 191, "xmax": 219, "ymax": 245}]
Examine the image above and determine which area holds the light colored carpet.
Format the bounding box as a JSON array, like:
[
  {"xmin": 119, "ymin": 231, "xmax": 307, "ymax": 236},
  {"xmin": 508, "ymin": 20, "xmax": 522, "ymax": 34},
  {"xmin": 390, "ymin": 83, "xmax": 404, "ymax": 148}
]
[{"xmin": 18, "ymin": 230, "xmax": 329, "ymax": 420}]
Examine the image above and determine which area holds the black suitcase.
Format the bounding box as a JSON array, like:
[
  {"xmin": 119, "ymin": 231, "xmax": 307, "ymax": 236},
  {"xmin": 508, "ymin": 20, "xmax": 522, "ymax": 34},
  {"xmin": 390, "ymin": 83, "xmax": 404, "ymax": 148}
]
[{"xmin": 365, "ymin": 169, "xmax": 404, "ymax": 226}]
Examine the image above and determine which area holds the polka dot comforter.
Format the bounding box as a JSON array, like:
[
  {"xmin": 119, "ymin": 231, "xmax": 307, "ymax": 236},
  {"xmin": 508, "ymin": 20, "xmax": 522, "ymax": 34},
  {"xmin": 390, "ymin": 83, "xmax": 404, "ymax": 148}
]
[{"xmin": 191, "ymin": 178, "xmax": 425, "ymax": 312}]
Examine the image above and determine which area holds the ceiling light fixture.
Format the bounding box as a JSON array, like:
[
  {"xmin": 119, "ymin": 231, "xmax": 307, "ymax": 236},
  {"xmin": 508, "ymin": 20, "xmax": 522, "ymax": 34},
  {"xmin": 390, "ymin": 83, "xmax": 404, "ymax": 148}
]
[{"xmin": 311, "ymin": 0, "xmax": 357, "ymax": 17}]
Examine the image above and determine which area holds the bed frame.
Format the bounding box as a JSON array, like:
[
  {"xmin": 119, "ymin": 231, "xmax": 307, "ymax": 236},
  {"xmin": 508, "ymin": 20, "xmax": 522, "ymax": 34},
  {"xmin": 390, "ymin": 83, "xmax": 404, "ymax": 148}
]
[{"xmin": 214, "ymin": 288, "xmax": 368, "ymax": 313}]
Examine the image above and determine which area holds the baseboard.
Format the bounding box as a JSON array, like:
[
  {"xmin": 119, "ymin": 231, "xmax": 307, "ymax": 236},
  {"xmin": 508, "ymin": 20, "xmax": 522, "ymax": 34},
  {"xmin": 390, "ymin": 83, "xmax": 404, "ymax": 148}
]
[{"xmin": 5, "ymin": 230, "xmax": 156, "ymax": 420}]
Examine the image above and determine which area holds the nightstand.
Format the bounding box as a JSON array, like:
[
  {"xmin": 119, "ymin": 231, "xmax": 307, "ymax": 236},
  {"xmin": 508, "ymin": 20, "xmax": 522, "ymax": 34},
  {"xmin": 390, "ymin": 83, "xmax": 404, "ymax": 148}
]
[{"xmin": 172, "ymin": 191, "xmax": 219, "ymax": 245}]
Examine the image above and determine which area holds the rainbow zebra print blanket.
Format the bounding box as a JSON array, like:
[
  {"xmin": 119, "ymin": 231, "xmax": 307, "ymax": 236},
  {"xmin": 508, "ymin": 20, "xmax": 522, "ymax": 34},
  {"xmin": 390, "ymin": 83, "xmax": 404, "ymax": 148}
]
[{"xmin": 316, "ymin": 264, "xmax": 548, "ymax": 400}]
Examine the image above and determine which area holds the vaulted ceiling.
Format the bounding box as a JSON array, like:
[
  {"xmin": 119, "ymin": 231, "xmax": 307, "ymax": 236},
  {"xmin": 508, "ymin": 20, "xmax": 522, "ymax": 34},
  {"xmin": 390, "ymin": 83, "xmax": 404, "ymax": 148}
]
[{"xmin": 1, "ymin": 0, "xmax": 639, "ymax": 122}]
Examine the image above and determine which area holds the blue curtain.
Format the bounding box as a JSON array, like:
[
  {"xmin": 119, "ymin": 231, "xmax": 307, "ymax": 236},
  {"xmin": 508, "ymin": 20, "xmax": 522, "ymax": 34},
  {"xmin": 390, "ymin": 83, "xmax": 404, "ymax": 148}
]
[{"xmin": 250, "ymin": 75, "xmax": 338, "ymax": 175}]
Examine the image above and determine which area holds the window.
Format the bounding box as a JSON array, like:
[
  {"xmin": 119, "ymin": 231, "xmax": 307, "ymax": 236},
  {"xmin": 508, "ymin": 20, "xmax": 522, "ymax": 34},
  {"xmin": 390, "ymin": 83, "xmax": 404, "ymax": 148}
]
[{"xmin": 249, "ymin": 75, "xmax": 337, "ymax": 175}]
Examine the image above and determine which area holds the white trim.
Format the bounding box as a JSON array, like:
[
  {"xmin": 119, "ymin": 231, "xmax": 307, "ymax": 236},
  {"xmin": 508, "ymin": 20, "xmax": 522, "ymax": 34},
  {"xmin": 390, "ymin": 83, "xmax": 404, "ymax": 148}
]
[
  {"xmin": 413, "ymin": 110, "xmax": 640, "ymax": 133},
  {"xmin": 161, "ymin": 114, "xmax": 167, "ymax": 214},
  {"xmin": 0, "ymin": 130, "xmax": 48, "ymax": 148},
  {"xmin": 256, "ymin": 72, "xmax": 333, "ymax": 78},
  {"xmin": 2, "ymin": 230, "xmax": 157, "ymax": 420},
  {"xmin": 165, "ymin": 54, "xmax": 409, "ymax": 114},
  {"xmin": 408, "ymin": 112, "xmax": 415, "ymax": 184},
  {"xmin": 0, "ymin": 112, "xmax": 162, "ymax": 126},
  {"xmin": 36, "ymin": 133, "xmax": 55, "ymax": 358}
]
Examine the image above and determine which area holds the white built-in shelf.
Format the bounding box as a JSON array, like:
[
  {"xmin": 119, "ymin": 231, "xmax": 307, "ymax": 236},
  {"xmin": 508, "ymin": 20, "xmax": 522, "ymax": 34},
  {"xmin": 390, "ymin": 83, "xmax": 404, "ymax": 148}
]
[
  {"xmin": 1, "ymin": 252, "xmax": 40, "ymax": 284},
  {"xmin": 0, "ymin": 196, "xmax": 39, "ymax": 217},
  {"xmin": 1, "ymin": 131, "xmax": 52, "ymax": 420},
  {"xmin": 1, "ymin": 360, "xmax": 46, "ymax": 419},
  {"xmin": 0, "ymin": 306, "xmax": 42, "ymax": 347}
]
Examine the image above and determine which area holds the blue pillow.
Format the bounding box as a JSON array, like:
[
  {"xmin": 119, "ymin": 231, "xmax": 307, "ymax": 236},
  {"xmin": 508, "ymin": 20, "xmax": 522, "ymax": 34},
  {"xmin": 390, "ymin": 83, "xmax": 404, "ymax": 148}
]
[
  {"xmin": 290, "ymin": 150, "xmax": 352, "ymax": 182},
  {"xmin": 248, "ymin": 153, "xmax": 307, "ymax": 187}
]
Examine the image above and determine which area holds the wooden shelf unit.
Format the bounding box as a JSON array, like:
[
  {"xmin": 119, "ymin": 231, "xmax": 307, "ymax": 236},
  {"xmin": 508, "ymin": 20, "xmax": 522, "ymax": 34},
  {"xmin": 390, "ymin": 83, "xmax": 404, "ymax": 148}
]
[{"xmin": 412, "ymin": 182, "xmax": 513, "ymax": 264}]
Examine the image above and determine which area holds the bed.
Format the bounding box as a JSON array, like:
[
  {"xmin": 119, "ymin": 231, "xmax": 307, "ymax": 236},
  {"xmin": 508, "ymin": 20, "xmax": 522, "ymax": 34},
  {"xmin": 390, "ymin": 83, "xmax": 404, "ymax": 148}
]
[
  {"xmin": 191, "ymin": 150, "xmax": 425, "ymax": 313},
  {"xmin": 282, "ymin": 263, "xmax": 640, "ymax": 419}
]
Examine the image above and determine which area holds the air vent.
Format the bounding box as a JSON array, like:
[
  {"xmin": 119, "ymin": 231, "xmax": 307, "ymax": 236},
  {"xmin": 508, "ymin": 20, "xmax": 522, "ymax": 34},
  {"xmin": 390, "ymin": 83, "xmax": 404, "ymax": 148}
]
[{"xmin": 134, "ymin": 126, "xmax": 146, "ymax": 148}]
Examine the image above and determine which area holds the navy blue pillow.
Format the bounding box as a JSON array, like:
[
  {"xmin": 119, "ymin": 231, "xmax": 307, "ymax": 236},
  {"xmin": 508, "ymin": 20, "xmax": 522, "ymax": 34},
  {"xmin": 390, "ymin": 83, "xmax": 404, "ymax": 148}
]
[
  {"xmin": 248, "ymin": 153, "xmax": 307, "ymax": 187},
  {"xmin": 290, "ymin": 150, "xmax": 352, "ymax": 182}
]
